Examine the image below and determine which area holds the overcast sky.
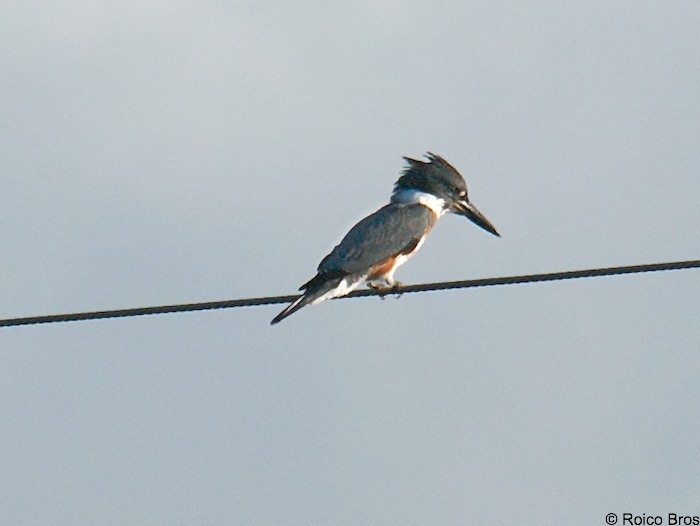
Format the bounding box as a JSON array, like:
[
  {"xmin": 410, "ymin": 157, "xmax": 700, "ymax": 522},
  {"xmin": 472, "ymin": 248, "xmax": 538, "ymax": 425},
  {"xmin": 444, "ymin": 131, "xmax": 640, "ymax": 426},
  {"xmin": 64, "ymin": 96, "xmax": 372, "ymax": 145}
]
[{"xmin": 2, "ymin": 1, "xmax": 699, "ymax": 524}]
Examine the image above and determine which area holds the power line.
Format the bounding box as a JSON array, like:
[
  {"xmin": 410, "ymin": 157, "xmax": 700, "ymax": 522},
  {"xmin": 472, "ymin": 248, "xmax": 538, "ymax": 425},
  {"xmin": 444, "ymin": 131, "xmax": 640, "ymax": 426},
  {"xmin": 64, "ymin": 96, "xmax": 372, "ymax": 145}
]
[{"xmin": 1, "ymin": 259, "xmax": 698, "ymax": 328}]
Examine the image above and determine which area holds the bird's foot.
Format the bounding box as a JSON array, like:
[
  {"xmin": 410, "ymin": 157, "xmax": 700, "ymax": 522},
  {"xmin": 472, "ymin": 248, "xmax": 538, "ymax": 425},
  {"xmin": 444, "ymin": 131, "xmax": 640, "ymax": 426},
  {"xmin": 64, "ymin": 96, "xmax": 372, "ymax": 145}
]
[
  {"xmin": 390, "ymin": 281, "xmax": 404, "ymax": 299},
  {"xmin": 369, "ymin": 281, "xmax": 404, "ymax": 300}
]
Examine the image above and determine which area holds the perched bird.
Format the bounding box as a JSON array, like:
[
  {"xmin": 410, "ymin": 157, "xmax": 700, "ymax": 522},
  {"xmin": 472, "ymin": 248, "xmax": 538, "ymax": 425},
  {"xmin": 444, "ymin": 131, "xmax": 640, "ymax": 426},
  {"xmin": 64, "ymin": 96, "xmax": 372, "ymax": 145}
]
[{"xmin": 271, "ymin": 153, "xmax": 499, "ymax": 325}]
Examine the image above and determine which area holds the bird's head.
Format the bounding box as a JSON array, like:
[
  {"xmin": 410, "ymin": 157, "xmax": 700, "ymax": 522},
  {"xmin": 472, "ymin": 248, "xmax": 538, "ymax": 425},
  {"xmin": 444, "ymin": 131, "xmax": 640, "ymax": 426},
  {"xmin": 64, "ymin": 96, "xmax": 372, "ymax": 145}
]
[{"xmin": 392, "ymin": 152, "xmax": 500, "ymax": 237}]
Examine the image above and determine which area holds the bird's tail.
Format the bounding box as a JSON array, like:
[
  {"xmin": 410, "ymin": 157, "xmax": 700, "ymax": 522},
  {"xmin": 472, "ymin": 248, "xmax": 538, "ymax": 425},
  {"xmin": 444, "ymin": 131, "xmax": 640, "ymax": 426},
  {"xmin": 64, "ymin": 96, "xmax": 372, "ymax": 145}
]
[
  {"xmin": 270, "ymin": 294, "xmax": 314, "ymax": 325},
  {"xmin": 270, "ymin": 273, "xmax": 352, "ymax": 325}
]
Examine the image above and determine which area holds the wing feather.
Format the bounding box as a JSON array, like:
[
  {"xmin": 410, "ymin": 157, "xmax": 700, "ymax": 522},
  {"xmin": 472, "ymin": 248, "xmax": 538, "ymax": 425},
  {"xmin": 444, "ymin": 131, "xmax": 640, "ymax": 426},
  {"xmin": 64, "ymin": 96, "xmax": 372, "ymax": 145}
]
[
  {"xmin": 272, "ymin": 203, "xmax": 434, "ymax": 324},
  {"xmin": 317, "ymin": 203, "xmax": 434, "ymax": 276}
]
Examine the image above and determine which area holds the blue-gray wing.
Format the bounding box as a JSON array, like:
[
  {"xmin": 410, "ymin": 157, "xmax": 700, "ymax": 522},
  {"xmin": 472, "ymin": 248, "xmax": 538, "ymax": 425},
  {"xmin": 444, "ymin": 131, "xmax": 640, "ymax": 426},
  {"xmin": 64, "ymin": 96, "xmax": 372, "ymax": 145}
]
[
  {"xmin": 275, "ymin": 204, "xmax": 434, "ymax": 323},
  {"xmin": 317, "ymin": 203, "xmax": 434, "ymax": 275}
]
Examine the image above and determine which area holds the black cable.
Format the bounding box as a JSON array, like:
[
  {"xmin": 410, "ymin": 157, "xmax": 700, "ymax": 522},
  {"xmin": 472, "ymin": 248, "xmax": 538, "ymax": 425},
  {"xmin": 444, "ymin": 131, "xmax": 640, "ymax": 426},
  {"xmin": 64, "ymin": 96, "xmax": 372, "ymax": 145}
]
[{"xmin": 1, "ymin": 259, "xmax": 698, "ymax": 328}]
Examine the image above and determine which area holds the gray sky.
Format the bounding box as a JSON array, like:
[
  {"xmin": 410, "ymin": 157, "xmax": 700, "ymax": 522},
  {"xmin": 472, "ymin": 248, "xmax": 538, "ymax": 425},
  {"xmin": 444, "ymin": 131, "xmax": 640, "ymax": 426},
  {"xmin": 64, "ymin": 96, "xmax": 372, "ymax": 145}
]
[{"xmin": 2, "ymin": 1, "xmax": 699, "ymax": 524}]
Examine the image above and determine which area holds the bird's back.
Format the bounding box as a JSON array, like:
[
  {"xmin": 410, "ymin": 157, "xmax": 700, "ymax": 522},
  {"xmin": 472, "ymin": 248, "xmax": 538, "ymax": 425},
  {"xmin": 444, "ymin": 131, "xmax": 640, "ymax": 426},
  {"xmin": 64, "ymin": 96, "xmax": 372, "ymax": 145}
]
[{"xmin": 310, "ymin": 202, "xmax": 436, "ymax": 283}]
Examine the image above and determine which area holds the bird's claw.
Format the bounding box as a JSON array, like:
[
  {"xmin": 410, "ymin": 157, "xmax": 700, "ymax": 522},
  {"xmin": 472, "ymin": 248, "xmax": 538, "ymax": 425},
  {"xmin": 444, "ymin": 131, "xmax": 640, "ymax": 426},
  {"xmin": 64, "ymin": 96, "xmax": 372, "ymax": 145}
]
[
  {"xmin": 369, "ymin": 281, "xmax": 404, "ymax": 300},
  {"xmin": 390, "ymin": 282, "xmax": 404, "ymax": 299}
]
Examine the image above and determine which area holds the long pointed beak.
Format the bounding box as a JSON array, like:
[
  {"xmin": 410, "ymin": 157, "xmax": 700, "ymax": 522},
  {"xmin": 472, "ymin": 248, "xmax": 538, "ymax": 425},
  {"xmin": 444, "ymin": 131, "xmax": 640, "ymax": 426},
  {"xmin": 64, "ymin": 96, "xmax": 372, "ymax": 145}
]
[{"xmin": 453, "ymin": 200, "xmax": 500, "ymax": 237}]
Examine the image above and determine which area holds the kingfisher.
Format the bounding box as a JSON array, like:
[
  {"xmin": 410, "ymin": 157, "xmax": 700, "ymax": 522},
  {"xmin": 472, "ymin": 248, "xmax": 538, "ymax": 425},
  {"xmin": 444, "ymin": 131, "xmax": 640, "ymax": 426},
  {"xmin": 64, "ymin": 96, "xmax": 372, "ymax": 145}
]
[{"xmin": 271, "ymin": 153, "xmax": 500, "ymax": 325}]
